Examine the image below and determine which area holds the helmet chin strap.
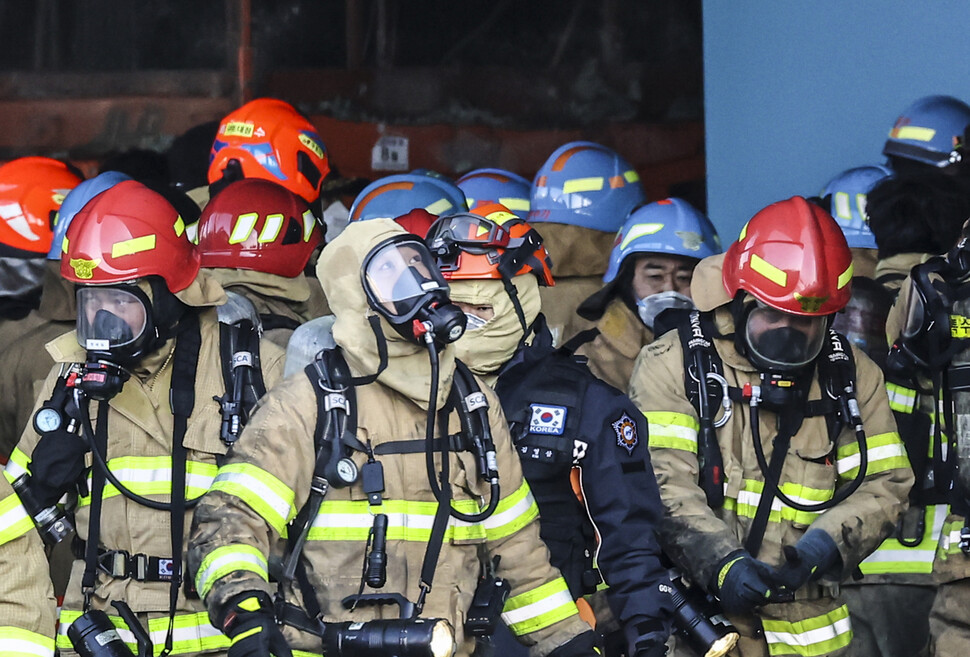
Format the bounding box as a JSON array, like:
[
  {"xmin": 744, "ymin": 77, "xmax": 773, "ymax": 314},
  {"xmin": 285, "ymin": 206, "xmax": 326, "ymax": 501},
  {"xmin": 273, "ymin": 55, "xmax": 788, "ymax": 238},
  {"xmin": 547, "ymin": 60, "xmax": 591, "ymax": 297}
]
[{"xmin": 500, "ymin": 276, "xmax": 531, "ymax": 347}]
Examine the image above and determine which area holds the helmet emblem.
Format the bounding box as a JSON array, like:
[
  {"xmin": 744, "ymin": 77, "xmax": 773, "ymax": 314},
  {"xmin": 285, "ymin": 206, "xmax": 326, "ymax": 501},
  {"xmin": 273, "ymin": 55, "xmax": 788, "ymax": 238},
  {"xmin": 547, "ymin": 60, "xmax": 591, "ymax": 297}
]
[
  {"xmin": 794, "ymin": 292, "xmax": 829, "ymax": 313},
  {"xmin": 675, "ymin": 230, "xmax": 704, "ymax": 251},
  {"xmin": 69, "ymin": 257, "xmax": 101, "ymax": 280}
]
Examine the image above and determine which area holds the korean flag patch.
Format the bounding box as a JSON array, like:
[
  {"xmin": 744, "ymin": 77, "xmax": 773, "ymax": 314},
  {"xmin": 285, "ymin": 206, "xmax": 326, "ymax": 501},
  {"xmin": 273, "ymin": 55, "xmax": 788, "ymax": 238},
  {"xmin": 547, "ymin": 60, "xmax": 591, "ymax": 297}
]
[
  {"xmin": 612, "ymin": 412, "xmax": 639, "ymax": 454},
  {"xmin": 529, "ymin": 404, "xmax": 567, "ymax": 435}
]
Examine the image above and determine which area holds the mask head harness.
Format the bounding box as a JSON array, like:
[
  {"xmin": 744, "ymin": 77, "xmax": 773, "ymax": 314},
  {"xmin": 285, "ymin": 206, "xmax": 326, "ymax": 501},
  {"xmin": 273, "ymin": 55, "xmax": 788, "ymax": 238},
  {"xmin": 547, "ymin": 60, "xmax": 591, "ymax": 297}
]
[{"xmin": 362, "ymin": 233, "xmax": 466, "ymax": 349}]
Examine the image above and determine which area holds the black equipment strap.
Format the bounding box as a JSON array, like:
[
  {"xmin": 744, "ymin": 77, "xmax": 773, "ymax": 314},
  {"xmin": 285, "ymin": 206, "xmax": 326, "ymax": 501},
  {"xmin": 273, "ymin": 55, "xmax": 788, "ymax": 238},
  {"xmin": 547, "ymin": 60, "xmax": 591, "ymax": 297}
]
[
  {"xmin": 81, "ymin": 400, "xmax": 110, "ymax": 610},
  {"xmin": 417, "ymin": 405, "xmax": 455, "ymax": 616},
  {"xmin": 374, "ymin": 434, "xmax": 474, "ymax": 455},
  {"xmin": 560, "ymin": 328, "xmax": 600, "ymax": 354},
  {"xmin": 161, "ymin": 310, "xmax": 201, "ymax": 656},
  {"xmin": 259, "ymin": 313, "xmax": 301, "ymax": 332}
]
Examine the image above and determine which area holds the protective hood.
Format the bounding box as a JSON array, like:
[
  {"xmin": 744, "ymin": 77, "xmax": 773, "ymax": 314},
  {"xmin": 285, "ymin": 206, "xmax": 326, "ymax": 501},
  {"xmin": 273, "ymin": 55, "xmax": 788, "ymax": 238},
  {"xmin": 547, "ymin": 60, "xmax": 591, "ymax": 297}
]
[
  {"xmin": 539, "ymin": 223, "xmax": 617, "ymax": 278},
  {"xmin": 689, "ymin": 253, "xmax": 731, "ymax": 311},
  {"xmin": 449, "ymin": 276, "xmax": 541, "ymax": 379},
  {"xmin": 317, "ymin": 218, "xmax": 456, "ymax": 410},
  {"xmin": 173, "ymin": 269, "xmax": 228, "ymax": 308},
  {"xmin": 207, "ymin": 267, "xmax": 313, "ymax": 323}
]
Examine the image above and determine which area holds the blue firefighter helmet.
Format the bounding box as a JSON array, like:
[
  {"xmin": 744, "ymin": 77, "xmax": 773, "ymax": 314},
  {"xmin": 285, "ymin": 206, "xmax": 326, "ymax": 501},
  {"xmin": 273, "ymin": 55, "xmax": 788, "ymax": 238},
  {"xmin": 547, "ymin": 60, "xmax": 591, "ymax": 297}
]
[
  {"xmin": 47, "ymin": 171, "xmax": 131, "ymax": 260},
  {"xmin": 349, "ymin": 172, "xmax": 467, "ymax": 222},
  {"xmin": 603, "ymin": 197, "xmax": 721, "ymax": 283},
  {"xmin": 820, "ymin": 164, "xmax": 893, "ymax": 250},
  {"xmin": 883, "ymin": 95, "xmax": 970, "ymax": 169},
  {"xmin": 528, "ymin": 141, "xmax": 646, "ymax": 232},
  {"xmin": 456, "ymin": 168, "xmax": 531, "ymax": 217}
]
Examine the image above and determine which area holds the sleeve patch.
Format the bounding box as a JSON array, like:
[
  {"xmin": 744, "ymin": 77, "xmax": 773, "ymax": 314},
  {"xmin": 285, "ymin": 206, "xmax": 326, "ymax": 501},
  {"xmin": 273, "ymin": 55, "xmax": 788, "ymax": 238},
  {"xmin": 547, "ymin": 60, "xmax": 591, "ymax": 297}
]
[
  {"xmin": 529, "ymin": 404, "xmax": 567, "ymax": 435},
  {"xmin": 612, "ymin": 412, "xmax": 639, "ymax": 454}
]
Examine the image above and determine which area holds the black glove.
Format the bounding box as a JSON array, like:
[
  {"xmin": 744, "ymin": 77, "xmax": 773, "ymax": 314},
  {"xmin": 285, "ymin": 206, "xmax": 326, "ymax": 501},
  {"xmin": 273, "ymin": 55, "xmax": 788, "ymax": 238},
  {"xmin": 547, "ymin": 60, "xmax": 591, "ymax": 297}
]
[
  {"xmin": 623, "ymin": 618, "xmax": 667, "ymax": 657},
  {"xmin": 27, "ymin": 427, "xmax": 89, "ymax": 507},
  {"xmin": 711, "ymin": 550, "xmax": 776, "ymax": 615},
  {"xmin": 219, "ymin": 591, "xmax": 292, "ymax": 657},
  {"xmin": 772, "ymin": 530, "xmax": 841, "ymax": 592},
  {"xmin": 547, "ymin": 630, "xmax": 604, "ymax": 657}
]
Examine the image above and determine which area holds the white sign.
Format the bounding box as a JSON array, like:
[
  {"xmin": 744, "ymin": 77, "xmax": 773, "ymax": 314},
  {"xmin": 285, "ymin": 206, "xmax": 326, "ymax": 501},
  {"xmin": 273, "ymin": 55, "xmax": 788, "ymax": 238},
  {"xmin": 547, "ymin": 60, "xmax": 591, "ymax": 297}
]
[{"xmin": 371, "ymin": 135, "xmax": 409, "ymax": 171}]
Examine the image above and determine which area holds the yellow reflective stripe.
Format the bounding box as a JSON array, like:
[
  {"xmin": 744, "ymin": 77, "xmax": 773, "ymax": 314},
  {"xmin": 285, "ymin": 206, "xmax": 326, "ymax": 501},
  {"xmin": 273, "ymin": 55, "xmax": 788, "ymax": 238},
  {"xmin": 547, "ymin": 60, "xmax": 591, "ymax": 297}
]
[
  {"xmin": 885, "ymin": 382, "xmax": 917, "ymax": 414},
  {"xmin": 836, "ymin": 432, "xmax": 909, "ymax": 478},
  {"xmin": 722, "ymin": 479, "xmax": 828, "ymax": 525},
  {"xmin": 0, "ymin": 627, "xmax": 54, "ymax": 657},
  {"xmin": 620, "ymin": 223, "xmax": 664, "ymax": 250},
  {"xmin": 257, "ymin": 213, "xmax": 284, "ymax": 243},
  {"xmin": 860, "ymin": 504, "xmax": 947, "ymax": 574},
  {"xmin": 645, "ymin": 411, "xmax": 699, "ymax": 453},
  {"xmin": 302, "ymin": 209, "xmax": 316, "ymax": 241},
  {"xmin": 58, "ymin": 609, "xmax": 228, "ymax": 655},
  {"xmin": 891, "ymin": 126, "xmax": 936, "ymax": 142},
  {"xmin": 229, "ymin": 212, "xmax": 258, "ymax": 244},
  {"xmin": 77, "ymin": 458, "xmax": 216, "ymax": 508},
  {"xmin": 0, "ymin": 491, "xmax": 33, "ymax": 545},
  {"xmin": 501, "ymin": 577, "xmax": 577, "ymax": 636},
  {"xmin": 950, "ymin": 315, "xmax": 970, "ymax": 339},
  {"xmin": 3, "ymin": 448, "xmax": 31, "ymax": 484},
  {"xmin": 309, "ymin": 483, "xmax": 536, "ymax": 543},
  {"xmin": 750, "ymin": 253, "xmax": 788, "ymax": 287},
  {"xmin": 211, "ymin": 463, "xmax": 297, "ymax": 536},
  {"xmin": 832, "ymin": 192, "xmax": 852, "ymax": 221},
  {"xmin": 232, "ymin": 626, "xmax": 262, "ymax": 645},
  {"xmin": 837, "ymin": 264, "xmax": 853, "ymax": 289},
  {"xmin": 195, "ymin": 544, "xmax": 268, "ymax": 599},
  {"xmin": 939, "ymin": 518, "xmax": 965, "ymax": 557},
  {"xmin": 762, "ymin": 604, "xmax": 852, "ymax": 656},
  {"xmin": 111, "ymin": 235, "xmax": 156, "ymax": 258},
  {"xmin": 562, "ymin": 177, "xmax": 604, "ymax": 194},
  {"xmin": 173, "ymin": 215, "xmax": 185, "ymax": 238},
  {"xmin": 624, "ymin": 170, "xmax": 640, "ymax": 183},
  {"xmin": 497, "ymin": 197, "xmax": 530, "ymax": 212},
  {"xmin": 426, "ymin": 199, "xmax": 455, "ymax": 216}
]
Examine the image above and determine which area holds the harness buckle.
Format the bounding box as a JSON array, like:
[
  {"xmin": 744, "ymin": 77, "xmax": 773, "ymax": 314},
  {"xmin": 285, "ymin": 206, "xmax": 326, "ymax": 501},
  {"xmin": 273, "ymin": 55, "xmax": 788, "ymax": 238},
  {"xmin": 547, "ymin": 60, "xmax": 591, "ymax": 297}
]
[{"xmin": 98, "ymin": 549, "xmax": 131, "ymax": 578}]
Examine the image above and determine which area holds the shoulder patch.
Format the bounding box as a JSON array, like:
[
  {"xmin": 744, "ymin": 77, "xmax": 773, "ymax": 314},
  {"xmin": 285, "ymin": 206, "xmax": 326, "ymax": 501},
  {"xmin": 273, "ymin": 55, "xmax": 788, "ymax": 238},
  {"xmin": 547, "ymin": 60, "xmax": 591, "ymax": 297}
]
[
  {"xmin": 611, "ymin": 412, "xmax": 639, "ymax": 454},
  {"xmin": 529, "ymin": 404, "xmax": 567, "ymax": 435}
]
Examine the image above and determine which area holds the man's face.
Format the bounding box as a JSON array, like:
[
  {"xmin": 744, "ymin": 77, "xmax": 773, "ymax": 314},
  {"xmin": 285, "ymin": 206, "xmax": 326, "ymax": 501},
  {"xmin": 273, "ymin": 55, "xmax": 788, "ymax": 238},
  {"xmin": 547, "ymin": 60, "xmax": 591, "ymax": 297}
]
[
  {"xmin": 631, "ymin": 254, "xmax": 696, "ymax": 299},
  {"xmin": 454, "ymin": 301, "xmax": 495, "ymax": 322},
  {"xmin": 744, "ymin": 301, "xmax": 828, "ymax": 370},
  {"xmin": 80, "ymin": 286, "xmax": 147, "ymax": 341},
  {"xmin": 366, "ymin": 243, "xmax": 436, "ymax": 315}
]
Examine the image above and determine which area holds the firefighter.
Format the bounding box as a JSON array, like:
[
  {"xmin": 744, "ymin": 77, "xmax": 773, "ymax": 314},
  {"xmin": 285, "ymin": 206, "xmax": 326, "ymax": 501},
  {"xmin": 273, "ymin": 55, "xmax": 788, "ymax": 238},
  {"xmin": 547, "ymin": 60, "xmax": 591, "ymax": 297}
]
[
  {"xmin": 527, "ymin": 141, "xmax": 646, "ymax": 347},
  {"xmin": 427, "ymin": 204, "xmax": 672, "ymax": 657},
  {"xmin": 570, "ymin": 198, "xmax": 720, "ymax": 393},
  {"xmin": 188, "ymin": 218, "xmax": 599, "ymax": 657},
  {"xmin": 629, "ymin": 197, "xmax": 913, "ymax": 656},
  {"xmin": 197, "ymin": 178, "xmax": 325, "ymax": 348},
  {"xmin": 7, "ymin": 179, "xmax": 286, "ymax": 656}
]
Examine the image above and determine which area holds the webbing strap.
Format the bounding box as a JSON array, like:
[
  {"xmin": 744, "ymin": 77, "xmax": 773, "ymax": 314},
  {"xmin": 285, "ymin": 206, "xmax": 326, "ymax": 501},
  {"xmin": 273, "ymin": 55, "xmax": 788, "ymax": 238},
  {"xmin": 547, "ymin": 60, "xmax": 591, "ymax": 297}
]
[{"xmin": 81, "ymin": 401, "xmax": 109, "ymax": 610}]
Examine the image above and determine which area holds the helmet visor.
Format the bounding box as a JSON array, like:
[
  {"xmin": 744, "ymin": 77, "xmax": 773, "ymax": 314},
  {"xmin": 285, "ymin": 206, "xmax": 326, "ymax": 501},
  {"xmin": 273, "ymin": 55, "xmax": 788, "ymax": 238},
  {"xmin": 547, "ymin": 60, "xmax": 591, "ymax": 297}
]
[
  {"xmin": 744, "ymin": 301, "xmax": 828, "ymax": 371},
  {"xmin": 76, "ymin": 286, "xmax": 149, "ymax": 352},
  {"xmin": 363, "ymin": 237, "xmax": 450, "ymax": 321}
]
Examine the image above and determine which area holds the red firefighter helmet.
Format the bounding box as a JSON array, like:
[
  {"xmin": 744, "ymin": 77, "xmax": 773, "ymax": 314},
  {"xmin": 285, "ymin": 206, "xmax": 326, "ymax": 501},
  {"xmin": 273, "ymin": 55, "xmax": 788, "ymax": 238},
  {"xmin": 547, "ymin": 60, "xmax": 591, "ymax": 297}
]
[
  {"xmin": 61, "ymin": 179, "xmax": 200, "ymax": 292},
  {"xmin": 427, "ymin": 202, "xmax": 554, "ymax": 286},
  {"xmin": 722, "ymin": 196, "xmax": 852, "ymax": 316},
  {"xmin": 0, "ymin": 157, "xmax": 83, "ymax": 255},
  {"xmin": 208, "ymin": 98, "xmax": 330, "ymax": 204},
  {"xmin": 197, "ymin": 178, "xmax": 322, "ymax": 278}
]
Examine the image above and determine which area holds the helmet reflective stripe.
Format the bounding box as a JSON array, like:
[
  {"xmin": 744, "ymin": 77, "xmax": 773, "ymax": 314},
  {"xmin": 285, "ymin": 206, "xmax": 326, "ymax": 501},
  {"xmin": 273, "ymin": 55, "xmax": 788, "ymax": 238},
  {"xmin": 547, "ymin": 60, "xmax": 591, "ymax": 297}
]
[
  {"xmin": 426, "ymin": 198, "xmax": 456, "ymax": 215},
  {"xmin": 302, "ymin": 209, "xmax": 316, "ymax": 241},
  {"xmin": 111, "ymin": 235, "xmax": 156, "ymax": 258},
  {"xmin": 230, "ymin": 213, "xmax": 259, "ymax": 244},
  {"xmin": 889, "ymin": 126, "xmax": 936, "ymax": 141},
  {"xmin": 257, "ymin": 214, "xmax": 284, "ymax": 243},
  {"xmin": 619, "ymin": 223, "xmax": 664, "ymax": 250},
  {"xmin": 749, "ymin": 253, "xmax": 787, "ymax": 287}
]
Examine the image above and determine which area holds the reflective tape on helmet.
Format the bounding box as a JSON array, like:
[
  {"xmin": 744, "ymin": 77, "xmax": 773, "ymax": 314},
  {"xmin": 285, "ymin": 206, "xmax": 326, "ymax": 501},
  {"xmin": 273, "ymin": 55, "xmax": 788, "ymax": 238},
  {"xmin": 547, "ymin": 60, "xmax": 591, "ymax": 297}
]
[
  {"xmin": 307, "ymin": 480, "xmax": 538, "ymax": 543},
  {"xmin": 111, "ymin": 234, "xmax": 156, "ymax": 258},
  {"xmin": 76, "ymin": 457, "xmax": 217, "ymax": 508},
  {"xmin": 257, "ymin": 214, "xmax": 284, "ymax": 243},
  {"xmin": 501, "ymin": 577, "xmax": 578, "ymax": 636},
  {"xmin": 836, "ymin": 432, "xmax": 909, "ymax": 479},
  {"xmin": 229, "ymin": 212, "xmax": 259, "ymax": 244},
  {"xmin": 837, "ymin": 264, "xmax": 853, "ymax": 289},
  {"xmin": 195, "ymin": 544, "xmax": 269, "ymax": 599},
  {"xmin": 562, "ymin": 177, "xmax": 605, "ymax": 194},
  {"xmin": 210, "ymin": 463, "xmax": 297, "ymax": 536},
  {"xmin": 497, "ymin": 197, "xmax": 530, "ymax": 212},
  {"xmin": 761, "ymin": 604, "xmax": 852, "ymax": 657},
  {"xmin": 426, "ymin": 198, "xmax": 457, "ymax": 216},
  {"xmin": 302, "ymin": 209, "xmax": 316, "ymax": 241},
  {"xmin": 58, "ymin": 609, "xmax": 228, "ymax": 655},
  {"xmin": 173, "ymin": 215, "xmax": 185, "ymax": 238},
  {"xmin": 644, "ymin": 411, "xmax": 699, "ymax": 453},
  {"xmin": 0, "ymin": 627, "xmax": 55, "ymax": 657},
  {"xmin": 0, "ymin": 490, "xmax": 33, "ymax": 546},
  {"xmin": 750, "ymin": 253, "xmax": 788, "ymax": 287},
  {"xmin": 889, "ymin": 126, "xmax": 936, "ymax": 142},
  {"xmin": 885, "ymin": 382, "xmax": 917, "ymax": 414},
  {"xmin": 722, "ymin": 479, "xmax": 830, "ymax": 526},
  {"xmin": 860, "ymin": 504, "xmax": 947, "ymax": 575},
  {"xmin": 619, "ymin": 223, "xmax": 664, "ymax": 250}
]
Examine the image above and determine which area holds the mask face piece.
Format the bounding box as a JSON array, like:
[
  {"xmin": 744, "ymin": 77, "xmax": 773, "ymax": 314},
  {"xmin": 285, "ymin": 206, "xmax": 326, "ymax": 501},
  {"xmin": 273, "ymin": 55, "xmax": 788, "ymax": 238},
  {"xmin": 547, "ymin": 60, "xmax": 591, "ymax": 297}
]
[
  {"xmin": 76, "ymin": 284, "xmax": 154, "ymax": 366},
  {"xmin": 743, "ymin": 300, "xmax": 827, "ymax": 371},
  {"xmin": 363, "ymin": 235, "xmax": 466, "ymax": 345},
  {"xmin": 636, "ymin": 290, "xmax": 695, "ymax": 330}
]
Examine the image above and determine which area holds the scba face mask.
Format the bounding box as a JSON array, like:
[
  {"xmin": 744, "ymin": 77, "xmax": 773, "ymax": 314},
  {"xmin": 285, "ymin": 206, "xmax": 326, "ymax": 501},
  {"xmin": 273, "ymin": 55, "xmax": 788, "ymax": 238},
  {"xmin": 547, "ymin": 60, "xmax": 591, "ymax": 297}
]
[
  {"xmin": 76, "ymin": 284, "xmax": 156, "ymax": 367},
  {"xmin": 743, "ymin": 300, "xmax": 828, "ymax": 372},
  {"xmin": 636, "ymin": 291, "xmax": 694, "ymax": 330},
  {"xmin": 363, "ymin": 235, "xmax": 466, "ymax": 346}
]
